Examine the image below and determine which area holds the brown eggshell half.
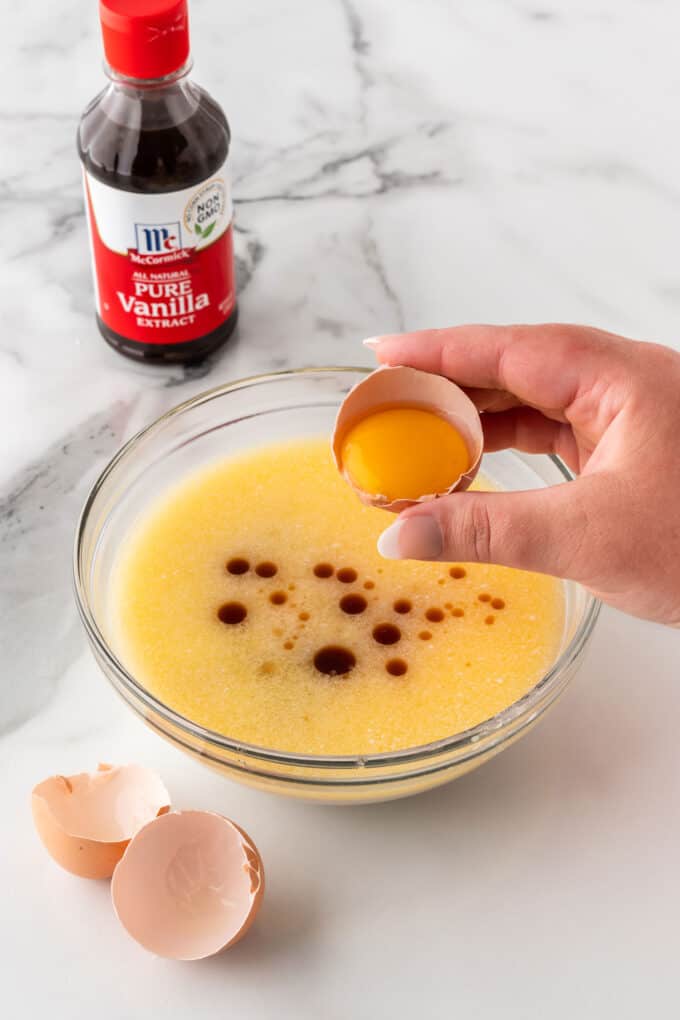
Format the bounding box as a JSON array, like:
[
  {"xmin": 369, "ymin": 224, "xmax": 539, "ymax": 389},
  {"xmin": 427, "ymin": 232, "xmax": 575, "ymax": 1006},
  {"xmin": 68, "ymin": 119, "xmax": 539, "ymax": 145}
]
[
  {"xmin": 111, "ymin": 810, "xmax": 265, "ymax": 960},
  {"xmin": 31, "ymin": 763, "xmax": 171, "ymax": 879},
  {"xmin": 332, "ymin": 365, "xmax": 484, "ymax": 512}
]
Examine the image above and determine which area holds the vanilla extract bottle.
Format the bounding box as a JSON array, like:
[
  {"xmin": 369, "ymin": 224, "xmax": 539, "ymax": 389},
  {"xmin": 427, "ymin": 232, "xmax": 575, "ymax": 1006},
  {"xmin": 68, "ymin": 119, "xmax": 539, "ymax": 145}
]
[{"xmin": 78, "ymin": 0, "xmax": 238, "ymax": 363}]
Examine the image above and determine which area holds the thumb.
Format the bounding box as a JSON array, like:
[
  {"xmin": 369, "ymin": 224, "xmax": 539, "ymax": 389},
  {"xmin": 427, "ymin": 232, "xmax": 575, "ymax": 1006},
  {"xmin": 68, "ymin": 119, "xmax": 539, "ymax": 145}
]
[{"xmin": 376, "ymin": 477, "xmax": 607, "ymax": 581}]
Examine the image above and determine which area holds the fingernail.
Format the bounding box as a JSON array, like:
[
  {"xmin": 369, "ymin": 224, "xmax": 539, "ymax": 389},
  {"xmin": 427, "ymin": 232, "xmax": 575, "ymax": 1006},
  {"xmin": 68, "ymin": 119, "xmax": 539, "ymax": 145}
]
[
  {"xmin": 377, "ymin": 520, "xmax": 404, "ymax": 558},
  {"xmin": 362, "ymin": 337, "xmax": 381, "ymax": 349},
  {"xmin": 377, "ymin": 515, "xmax": 443, "ymax": 561}
]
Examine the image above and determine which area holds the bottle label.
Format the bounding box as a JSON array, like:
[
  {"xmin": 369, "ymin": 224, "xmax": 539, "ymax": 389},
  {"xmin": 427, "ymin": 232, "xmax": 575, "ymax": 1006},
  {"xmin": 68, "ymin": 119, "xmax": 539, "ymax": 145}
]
[{"xmin": 83, "ymin": 163, "xmax": 235, "ymax": 345}]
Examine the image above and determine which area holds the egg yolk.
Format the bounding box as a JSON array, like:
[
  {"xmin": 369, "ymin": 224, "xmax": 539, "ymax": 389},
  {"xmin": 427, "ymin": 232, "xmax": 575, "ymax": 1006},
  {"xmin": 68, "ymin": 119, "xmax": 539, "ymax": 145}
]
[{"xmin": 340, "ymin": 407, "xmax": 470, "ymax": 500}]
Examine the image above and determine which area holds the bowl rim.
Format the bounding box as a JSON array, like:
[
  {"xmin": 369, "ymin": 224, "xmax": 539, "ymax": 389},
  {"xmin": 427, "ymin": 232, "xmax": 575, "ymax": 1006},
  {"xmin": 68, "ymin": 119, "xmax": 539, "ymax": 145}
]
[{"xmin": 73, "ymin": 366, "xmax": 601, "ymax": 772}]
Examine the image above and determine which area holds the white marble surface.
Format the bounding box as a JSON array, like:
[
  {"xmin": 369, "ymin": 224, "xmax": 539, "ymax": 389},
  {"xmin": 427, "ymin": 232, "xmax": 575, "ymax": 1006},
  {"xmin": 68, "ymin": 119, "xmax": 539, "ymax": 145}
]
[{"xmin": 3, "ymin": 0, "xmax": 680, "ymax": 1016}]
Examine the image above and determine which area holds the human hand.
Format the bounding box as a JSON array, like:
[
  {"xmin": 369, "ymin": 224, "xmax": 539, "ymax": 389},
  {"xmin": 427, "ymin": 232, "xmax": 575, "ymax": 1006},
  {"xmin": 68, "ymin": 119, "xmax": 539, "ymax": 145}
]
[{"xmin": 367, "ymin": 324, "xmax": 680, "ymax": 626}]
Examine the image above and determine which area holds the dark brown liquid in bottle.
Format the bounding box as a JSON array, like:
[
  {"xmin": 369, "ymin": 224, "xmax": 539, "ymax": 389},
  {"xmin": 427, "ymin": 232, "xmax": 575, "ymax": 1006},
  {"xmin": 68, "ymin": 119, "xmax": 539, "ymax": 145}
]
[{"xmin": 77, "ymin": 77, "xmax": 238, "ymax": 364}]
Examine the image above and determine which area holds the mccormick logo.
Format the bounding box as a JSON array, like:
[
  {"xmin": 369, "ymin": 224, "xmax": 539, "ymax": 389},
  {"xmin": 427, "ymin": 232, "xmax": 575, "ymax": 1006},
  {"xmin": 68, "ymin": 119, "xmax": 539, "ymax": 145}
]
[{"xmin": 134, "ymin": 221, "xmax": 183, "ymax": 254}]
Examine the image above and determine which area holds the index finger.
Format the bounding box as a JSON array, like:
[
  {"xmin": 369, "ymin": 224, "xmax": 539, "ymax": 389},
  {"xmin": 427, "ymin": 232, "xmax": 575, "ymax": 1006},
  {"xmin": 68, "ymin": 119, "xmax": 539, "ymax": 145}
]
[{"xmin": 367, "ymin": 324, "xmax": 630, "ymax": 416}]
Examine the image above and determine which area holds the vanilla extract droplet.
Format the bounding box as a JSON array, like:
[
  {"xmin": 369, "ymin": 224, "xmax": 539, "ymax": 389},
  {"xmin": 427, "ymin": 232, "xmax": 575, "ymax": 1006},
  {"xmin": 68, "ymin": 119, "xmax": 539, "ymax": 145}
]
[
  {"xmin": 314, "ymin": 646, "xmax": 356, "ymax": 676},
  {"xmin": 226, "ymin": 558, "xmax": 249, "ymax": 575},
  {"xmin": 255, "ymin": 561, "xmax": 277, "ymax": 578},
  {"xmin": 218, "ymin": 602, "xmax": 247, "ymax": 624},
  {"xmin": 386, "ymin": 658, "xmax": 408, "ymax": 677},
  {"xmin": 373, "ymin": 623, "xmax": 401, "ymax": 645},
  {"xmin": 340, "ymin": 594, "xmax": 368, "ymax": 615}
]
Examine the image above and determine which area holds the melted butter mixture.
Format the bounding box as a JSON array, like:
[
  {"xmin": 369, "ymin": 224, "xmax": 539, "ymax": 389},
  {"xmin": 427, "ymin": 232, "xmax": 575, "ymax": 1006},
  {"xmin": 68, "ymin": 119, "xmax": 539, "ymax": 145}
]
[{"xmin": 111, "ymin": 437, "xmax": 564, "ymax": 755}]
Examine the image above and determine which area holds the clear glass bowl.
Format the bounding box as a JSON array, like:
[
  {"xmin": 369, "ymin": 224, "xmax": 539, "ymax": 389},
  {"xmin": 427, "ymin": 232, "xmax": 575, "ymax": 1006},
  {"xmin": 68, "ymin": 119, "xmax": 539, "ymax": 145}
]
[{"xmin": 74, "ymin": 368, "xmax": 600, "ymax": 804}]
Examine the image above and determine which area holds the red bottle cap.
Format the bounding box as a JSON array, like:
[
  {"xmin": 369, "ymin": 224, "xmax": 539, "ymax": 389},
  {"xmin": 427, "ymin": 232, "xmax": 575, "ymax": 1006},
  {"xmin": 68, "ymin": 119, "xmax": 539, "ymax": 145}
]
[{"xmin": 99, "ymin": 0, "xmax": 190, "ymax": 80}]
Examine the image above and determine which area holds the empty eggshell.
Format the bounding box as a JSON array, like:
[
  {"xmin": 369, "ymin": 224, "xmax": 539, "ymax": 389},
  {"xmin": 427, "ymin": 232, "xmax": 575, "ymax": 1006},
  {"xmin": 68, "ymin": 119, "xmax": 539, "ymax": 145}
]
[
  {"xmin": 31, "ymin": 763, "xmax": 171, "ymax": 879},
  {"xmin": 111, "ymin": 810, "xmax": 265, "ymax": 960},
  {"xmin": 332, "ymin": 365, "xmax": 483, "ymax": 512}
]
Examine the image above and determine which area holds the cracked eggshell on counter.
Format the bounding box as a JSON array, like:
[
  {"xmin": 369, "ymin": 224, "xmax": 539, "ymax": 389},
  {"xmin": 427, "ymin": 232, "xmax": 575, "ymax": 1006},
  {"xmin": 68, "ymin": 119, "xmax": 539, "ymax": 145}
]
[
  {"xmin": 111, "ymin": 810, "xmax": 265, "ymax": 960},
  {"xmin": 31, "ymin": 763, "xmax": 171, "ymax": 879}
]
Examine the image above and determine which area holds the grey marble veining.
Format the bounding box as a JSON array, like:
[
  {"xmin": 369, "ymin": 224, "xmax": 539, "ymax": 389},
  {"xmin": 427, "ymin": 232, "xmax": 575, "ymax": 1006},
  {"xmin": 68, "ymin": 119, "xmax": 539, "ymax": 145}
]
[{"xmin": 2, "ymin": 1, "xmax": 680, "ymax": 1016}]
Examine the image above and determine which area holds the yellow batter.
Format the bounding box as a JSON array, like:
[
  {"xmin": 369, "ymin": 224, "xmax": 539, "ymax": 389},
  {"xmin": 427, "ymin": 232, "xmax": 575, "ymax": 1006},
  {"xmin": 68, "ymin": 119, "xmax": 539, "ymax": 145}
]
[{"xmin": 110, "ymin": 438, "xmax": 564, "ymax": 755}]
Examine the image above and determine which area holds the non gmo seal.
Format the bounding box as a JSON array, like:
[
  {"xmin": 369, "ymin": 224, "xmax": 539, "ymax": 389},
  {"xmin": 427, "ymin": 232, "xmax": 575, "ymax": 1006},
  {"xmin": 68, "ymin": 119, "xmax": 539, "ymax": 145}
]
[{"xmin": 184, "ymin": 177, "xmax": 228, "ymax": 243}]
